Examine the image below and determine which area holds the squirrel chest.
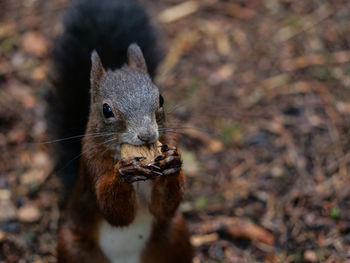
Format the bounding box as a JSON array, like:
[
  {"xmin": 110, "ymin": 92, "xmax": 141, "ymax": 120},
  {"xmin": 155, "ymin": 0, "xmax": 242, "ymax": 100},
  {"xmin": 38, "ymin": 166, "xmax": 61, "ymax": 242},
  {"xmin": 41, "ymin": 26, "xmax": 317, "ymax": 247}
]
[
  {"xmin": 99, "ymin": 209, "xmax": 153, "ymax": 263},
  {"xmin": 99, "ymin": 144, "xmax": 157, "ymax": 262}
]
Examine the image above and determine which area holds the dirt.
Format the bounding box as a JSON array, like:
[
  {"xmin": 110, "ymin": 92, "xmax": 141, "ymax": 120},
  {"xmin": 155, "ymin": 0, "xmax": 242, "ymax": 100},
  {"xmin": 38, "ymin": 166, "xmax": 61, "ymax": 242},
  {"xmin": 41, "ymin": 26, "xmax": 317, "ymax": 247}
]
[{"xmin": 1, "ymin": 0, "xmax": 350, "ymax": 262}]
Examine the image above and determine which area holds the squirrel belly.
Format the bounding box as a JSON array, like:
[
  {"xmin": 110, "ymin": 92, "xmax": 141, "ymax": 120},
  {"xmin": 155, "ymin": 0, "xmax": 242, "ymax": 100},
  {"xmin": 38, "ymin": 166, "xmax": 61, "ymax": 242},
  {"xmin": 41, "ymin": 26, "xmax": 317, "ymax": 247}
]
[
  {"xmin": 99, "ymin": 208, "xmax": 153, "ymax": 263},
  {"xmin": 99, "ymin": 172, "xmax": 154, "ymax": 263}
]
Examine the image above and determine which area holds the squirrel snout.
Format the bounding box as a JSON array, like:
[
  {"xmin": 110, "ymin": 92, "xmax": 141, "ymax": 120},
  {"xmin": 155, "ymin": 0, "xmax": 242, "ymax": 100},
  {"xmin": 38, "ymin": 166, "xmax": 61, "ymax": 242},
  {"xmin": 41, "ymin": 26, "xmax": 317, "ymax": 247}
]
[{"xmin": 137, "ymin": 131, "xmax": 157, "ymax": 144}]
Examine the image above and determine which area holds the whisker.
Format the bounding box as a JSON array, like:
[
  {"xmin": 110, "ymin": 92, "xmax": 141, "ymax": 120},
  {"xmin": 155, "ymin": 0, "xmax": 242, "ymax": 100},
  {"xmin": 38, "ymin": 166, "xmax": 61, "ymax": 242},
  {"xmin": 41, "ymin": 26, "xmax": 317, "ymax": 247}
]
[
  {"xmin": 158, "ymin": 126, "xmax": 210, "ymax": 133},
  {"xmin": 99, "ymin": 146, "xmax": 111, "ymax": 158},
  {"xmin": 164, "ymin": 102, "xmax": 185, "ymax": 115},
  {"xmin": 38, "ymin": 131, "xmax": 125, "ymax": 145},
  {"xmin": 55, "ymin": 137, "xmax": 119, "ymax": 174},
  {"xmin": 160, "ymin": 130, "xmax": 180, "ymax": 134},
  {"xmin": 159, "ymin": 130, "xmax": 187, "ymax": 136}
]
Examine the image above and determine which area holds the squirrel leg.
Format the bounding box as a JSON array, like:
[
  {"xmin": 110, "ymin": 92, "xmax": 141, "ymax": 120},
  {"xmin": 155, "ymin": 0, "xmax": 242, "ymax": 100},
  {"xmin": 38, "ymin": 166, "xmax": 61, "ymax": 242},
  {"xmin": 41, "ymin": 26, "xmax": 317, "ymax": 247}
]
[
  {"xmin": 95, "ymin": 155, "xmax": 160, "ymax": 225},
  {"xmin": 141, "ymin": 213, "xmax": 193, "ymax": 263},
  {"xmin": 57, "ymin": 223, "xmax": 108, "ymax": 263},
  {"xmin": 86, "ymin": 153, "xmax": 137, "ymax": 226},
  {"xmin": 95, "ymin": 166, "xmax": 137, "ymax": 226},
  {"xmin": 148, "ymin": 145, "xmax": 185, "ymax": 221}
]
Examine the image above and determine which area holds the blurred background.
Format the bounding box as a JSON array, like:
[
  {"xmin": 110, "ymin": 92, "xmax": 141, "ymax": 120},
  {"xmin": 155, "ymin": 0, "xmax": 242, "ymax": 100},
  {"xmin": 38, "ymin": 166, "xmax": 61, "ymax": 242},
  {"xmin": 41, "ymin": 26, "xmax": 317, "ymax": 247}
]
[{"xmin": 1, "ymin": 0, "xmax": 350, "ymax": 262}]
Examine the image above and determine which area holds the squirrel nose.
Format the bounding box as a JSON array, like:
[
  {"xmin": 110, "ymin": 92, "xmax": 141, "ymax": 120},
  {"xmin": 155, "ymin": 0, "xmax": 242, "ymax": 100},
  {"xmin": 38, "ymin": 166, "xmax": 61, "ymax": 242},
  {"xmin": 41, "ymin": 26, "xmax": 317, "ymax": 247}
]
[{"xmin": 137, "ymin": 132, "xmax": 154, "ymax": 143}]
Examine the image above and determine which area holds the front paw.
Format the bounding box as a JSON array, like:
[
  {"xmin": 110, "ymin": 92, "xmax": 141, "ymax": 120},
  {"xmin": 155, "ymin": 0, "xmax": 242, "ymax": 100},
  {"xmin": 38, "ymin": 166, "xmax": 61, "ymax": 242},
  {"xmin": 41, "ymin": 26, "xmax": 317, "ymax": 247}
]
[
  {"xmin": 118, "ymin": 157, "xmax": 162, "ymax": 183},
  {"xmin": 149, "ymin": 145, "xmax": 182, "ymax": 176}
]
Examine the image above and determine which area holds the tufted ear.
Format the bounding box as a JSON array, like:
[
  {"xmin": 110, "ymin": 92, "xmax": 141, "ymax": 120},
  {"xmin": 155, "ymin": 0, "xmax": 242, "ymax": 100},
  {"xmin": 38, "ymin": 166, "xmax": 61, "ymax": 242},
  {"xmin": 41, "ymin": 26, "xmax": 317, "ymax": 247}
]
[
  {"xmin": 127, "ymin": 43, "xmax": 148, "ymax": 73},
  {"xmin": 90, "ymin": 50, "xmax": 105, "ymax": 90}
]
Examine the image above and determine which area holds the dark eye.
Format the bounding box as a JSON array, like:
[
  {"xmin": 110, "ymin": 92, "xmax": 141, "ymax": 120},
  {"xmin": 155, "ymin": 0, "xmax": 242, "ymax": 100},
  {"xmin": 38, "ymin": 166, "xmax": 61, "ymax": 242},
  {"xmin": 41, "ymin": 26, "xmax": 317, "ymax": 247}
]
[
  {"xmin": 103, "ymin": 103, "xmax": 114, "ymax": 119},
  {"xmin": 159, "ymin": 94, "xmax": 164, "ymax": 108}
]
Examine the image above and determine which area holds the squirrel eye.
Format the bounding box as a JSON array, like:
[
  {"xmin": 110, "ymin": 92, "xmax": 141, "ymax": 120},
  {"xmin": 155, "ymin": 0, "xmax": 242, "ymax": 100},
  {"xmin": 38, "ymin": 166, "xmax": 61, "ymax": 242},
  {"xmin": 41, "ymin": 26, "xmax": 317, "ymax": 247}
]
[
  {"xmin": 159, "ymin": 94, "xmax": 164, "ymax": 108},
  {"xmin": 103, "ymin": 103, "xmax": 114, "ymax": 119}
]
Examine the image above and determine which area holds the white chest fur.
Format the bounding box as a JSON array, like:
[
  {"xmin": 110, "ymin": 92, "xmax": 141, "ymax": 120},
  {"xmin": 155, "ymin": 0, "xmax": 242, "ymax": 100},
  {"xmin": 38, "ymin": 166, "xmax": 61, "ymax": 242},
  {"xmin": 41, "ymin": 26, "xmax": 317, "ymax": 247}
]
[
  {"xmin": 99, "ymin": 209, "xmax": 153, "ymax": 263},
  {"xmin": 99, "ymin": 181, "xmax": 153, "ymax": 263}
]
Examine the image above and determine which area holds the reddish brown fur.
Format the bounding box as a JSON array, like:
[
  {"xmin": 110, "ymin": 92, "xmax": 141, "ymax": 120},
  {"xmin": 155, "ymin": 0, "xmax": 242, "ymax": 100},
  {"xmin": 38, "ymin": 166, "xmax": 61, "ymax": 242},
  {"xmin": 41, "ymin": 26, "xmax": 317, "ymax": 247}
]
[
  {"xmin": 57, "ymin": 132, "xmax": 193, "ymax": 262},
  {"xmin": 142, "ymin": 213, "xmax": 193, "ymax": 263}
]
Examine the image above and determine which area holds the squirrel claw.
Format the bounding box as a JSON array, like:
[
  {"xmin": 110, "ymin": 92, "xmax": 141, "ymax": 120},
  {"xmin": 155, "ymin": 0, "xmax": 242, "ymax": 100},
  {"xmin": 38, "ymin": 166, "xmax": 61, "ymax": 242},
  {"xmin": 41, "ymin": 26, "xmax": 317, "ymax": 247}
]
[
  {"xmin": 162, "ymin": 167, "xmax": 181, "ymax": 176},
  {"xmin": 150, "ymin": 170, "xmax": 163, "ymax": 177},
  {"xmin": 147, "ymin": 163, "xmax": 161, "ymax": 170},
  {"xmin": 158, "ymin": 156, "xmax": 182, "ymax": 170},
  {"xmin": 152, "ymin": 155, "xmax": 165, "ymax": 162},
  {"xmin": 160, "ymin": 144, "xmax": 177, "ymax": 153},
  {"xmin": 118, "ymin": 143, "xmax": 182, "ymax": 182},
  {"xmin": 148, "ymin": 145, "xmax": 182, "ymax": 176},
  {"xmin": 160, "ymin": 144, "xmax": 169, "ymax": 152},
  {"xmin": 118, "ymin": 154, "xmax": 168, "ymax": 183},
  {"xmin": 119, "ymin": 157, "xmax": 144, "ymax": 167}
]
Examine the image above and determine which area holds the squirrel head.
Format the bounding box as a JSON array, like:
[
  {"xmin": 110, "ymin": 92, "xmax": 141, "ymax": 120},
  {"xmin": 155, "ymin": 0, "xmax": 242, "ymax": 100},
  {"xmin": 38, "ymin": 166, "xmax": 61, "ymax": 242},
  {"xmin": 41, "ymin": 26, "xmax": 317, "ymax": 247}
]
[{"xmin": 87, "ymin": 43, "xmax": 165, "ymax": 150}]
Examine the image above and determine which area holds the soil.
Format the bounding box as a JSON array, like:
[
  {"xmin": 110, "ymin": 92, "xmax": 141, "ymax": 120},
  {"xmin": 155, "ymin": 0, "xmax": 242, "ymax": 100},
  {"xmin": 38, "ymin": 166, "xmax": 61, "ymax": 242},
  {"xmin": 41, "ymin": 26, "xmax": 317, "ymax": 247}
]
[{"xmin": 1, "ymin": 0, "xmax": 350, "ymax": 262}]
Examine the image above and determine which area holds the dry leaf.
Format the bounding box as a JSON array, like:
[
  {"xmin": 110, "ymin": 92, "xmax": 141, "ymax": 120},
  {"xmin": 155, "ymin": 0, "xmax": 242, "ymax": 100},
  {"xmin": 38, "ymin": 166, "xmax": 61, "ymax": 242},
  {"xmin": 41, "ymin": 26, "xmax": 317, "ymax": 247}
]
[
  {"xmin": 21, "ymin": 31, "xmax": 48, "ymax": 57},
  {"xmin": 304, "ymin": 250, "xmax": 318, "ymax": 262},
  {"xmin": 191, "ymin": 233, "xmax": 219, "ymax": 247},
  {"xmin": 215, "ymin": 217, "xmax": 275, "ymax": 245},
  {"xmin": 17, "ymin": 204, "xmax": 41, "ymax": 223},
  {"xmin": 158, "ymin": 1, "xmax": 199, "ymax": 23},
  {"xmin": 180, "ymin": 126, "xmax": 223, "ymax": 153}
]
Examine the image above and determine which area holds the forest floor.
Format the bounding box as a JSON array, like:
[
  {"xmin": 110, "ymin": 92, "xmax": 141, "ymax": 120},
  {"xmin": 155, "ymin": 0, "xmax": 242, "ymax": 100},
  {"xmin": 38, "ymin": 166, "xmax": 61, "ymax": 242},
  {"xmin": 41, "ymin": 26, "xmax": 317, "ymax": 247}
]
[{"xmin": 1, "ymin": 0, "xmax": 350, "ymax": 262}]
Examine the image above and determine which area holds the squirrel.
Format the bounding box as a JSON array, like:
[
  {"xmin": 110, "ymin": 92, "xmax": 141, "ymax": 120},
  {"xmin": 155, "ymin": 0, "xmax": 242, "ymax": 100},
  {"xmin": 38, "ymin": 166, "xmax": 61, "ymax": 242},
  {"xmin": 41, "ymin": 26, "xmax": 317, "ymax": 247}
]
[{"xmin": 50, "ymin": 0, "xmax": 193, "ymax": 262}]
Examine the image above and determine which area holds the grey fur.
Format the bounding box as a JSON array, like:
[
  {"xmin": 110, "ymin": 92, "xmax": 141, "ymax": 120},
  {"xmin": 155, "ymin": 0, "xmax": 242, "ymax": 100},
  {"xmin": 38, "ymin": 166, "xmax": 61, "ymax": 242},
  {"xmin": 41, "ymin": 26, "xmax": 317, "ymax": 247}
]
[
  {"xmin": 90, "ymin": 50, "xmax": 106, "ymax": 101},
  {"xmin": 127, "ymin": 43, "xmax": 148, "ymax": 73},
  {"xmin": 86, "ymin": 44, "xmax": 164, "ymax": 156}
]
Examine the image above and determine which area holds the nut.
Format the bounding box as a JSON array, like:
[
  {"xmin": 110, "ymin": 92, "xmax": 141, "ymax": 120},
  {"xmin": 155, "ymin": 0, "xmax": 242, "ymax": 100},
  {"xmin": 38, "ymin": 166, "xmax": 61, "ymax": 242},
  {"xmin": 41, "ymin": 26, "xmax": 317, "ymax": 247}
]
[{"xmin": 121, "ymin": 141, "xmax": 162, "ymax": 163}]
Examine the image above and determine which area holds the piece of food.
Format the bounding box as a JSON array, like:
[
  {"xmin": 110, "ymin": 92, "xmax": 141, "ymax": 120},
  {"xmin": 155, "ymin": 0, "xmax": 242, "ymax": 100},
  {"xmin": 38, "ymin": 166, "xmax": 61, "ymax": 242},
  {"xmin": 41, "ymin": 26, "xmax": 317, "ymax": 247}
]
[{"xmin": 121, "ymin": 141, "xmax": 162, "ymax": 163}]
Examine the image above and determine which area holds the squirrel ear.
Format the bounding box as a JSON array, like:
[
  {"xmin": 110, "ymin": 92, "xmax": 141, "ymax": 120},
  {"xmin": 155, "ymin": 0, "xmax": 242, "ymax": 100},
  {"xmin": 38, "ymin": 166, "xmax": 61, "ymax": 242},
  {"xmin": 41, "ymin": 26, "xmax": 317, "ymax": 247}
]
[
  {"xmin": 90, "ymin": 50, "xmax": 105, "ymax": 89},
  {"xmin": 127, "ymin": 43, "xmax": 148, "ymax": 73}
]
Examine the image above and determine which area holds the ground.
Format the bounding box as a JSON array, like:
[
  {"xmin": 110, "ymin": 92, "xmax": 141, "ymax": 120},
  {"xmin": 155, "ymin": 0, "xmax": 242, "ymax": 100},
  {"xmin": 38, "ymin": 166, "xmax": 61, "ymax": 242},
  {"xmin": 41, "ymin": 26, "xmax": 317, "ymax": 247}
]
[{"xmin": 1, "ymin": 0, "xmax": 350, "ymax": 262}]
